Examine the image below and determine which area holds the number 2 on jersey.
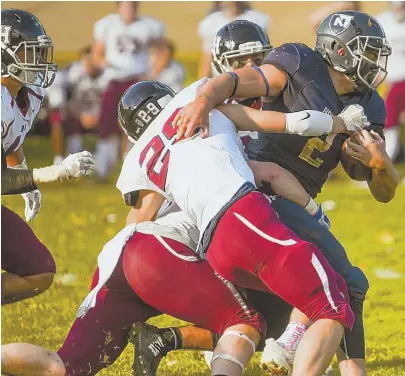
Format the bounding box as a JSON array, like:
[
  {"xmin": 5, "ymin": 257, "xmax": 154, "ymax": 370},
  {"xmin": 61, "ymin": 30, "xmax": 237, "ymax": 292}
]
[
  {"xmin": 298, "ymin": 134, "xmax": 337, "ymax": 168},
  {"xmin": 139, "ymin": 108, "xmax": 181, "ymax": 190}
]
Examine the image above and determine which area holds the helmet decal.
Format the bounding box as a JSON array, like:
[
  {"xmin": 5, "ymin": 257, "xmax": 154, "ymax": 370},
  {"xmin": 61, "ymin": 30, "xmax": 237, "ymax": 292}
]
[{"xmin": 329, "ymin": 14, "xmax": 354, "ymax": 35}]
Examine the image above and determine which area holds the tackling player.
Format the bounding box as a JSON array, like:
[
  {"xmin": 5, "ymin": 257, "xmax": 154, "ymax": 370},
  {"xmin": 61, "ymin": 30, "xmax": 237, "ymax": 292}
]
[
  {"xmin": 1, "ymin": 9, "xmax": 95, "ymax": 305},
  {"xmin": 173, "ymin": 11, "xmax": 400, "ymax": 375},
  {"xmin": 1, "ymin": 76, "xmax": 367, "ymax": 376},
  {"xmin": 112, "ymin": 75, "xmax": 371, "ymax": 376}
]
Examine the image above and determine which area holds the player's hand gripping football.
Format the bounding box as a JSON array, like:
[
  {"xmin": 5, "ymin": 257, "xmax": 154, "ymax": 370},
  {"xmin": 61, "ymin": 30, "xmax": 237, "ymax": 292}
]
[
  {"xmin": 22, "ymin": 189, "xmax": 42, "ymax": 221},
  {"xmin": 60, "ymin": 151, "xmax": 96, "ymax": 180},
  {"xmin": 337, "ymin": 104, "xmax": 370, "ymax": 133},
  {"xmin": 173, "ymin": 96, "xmax": 211, "ymax": 139},
  {"xmin": 345, "ymin": 130, "xmax": 389, "ymax": 170}
]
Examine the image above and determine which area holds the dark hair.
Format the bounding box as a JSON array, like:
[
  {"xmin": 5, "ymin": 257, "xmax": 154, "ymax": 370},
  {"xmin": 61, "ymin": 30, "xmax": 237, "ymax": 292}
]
[{"xmin": 149, "ymin": 38, "xmax": 176, "ymax": 58}]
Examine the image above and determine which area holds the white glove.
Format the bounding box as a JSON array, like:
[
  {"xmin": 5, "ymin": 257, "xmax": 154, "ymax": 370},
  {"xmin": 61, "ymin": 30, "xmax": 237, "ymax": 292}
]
[
  {"xmin": 61, "ymin": 151, "xmax": 96, "ymax": 180},
  {"xmin": 337, "ymin": 104, "xmax": 370, "ymax": 133},
  {"xmin": 22, "ymin": 189, "xmax": 42, "ymax": 222},
  {"xmin": 32, "ymin": 151, "xmax": 96, "ymax": 184}
]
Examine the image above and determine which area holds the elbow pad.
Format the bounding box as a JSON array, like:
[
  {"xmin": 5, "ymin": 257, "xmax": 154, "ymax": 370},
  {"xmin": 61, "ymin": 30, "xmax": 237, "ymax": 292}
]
[
  {"xmin": 124, "ymin": 191, "xmax": 139, "ymax": 207},
  {"xmin": 285, "ymin": 110, "xmax": 333, "ymax": 136}
]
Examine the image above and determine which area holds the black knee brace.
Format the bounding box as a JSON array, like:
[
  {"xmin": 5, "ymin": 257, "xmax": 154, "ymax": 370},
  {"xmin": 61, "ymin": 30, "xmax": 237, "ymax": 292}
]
[{"xmin": 340, "ymin": 291, "xmax": 366, "ymax": 359}]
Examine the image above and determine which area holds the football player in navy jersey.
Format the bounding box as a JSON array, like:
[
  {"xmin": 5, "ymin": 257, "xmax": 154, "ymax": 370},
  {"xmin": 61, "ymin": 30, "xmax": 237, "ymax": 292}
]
[{"xmin": 173, "ymin": 10, "xmax": 400, "ymax": 376}]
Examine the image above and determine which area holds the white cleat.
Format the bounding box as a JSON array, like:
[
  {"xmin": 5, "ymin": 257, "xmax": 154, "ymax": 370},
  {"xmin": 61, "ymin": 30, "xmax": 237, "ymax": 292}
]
[{"xmin": 261, "ymin": 338, "xmax": 294, "ymax": 376}]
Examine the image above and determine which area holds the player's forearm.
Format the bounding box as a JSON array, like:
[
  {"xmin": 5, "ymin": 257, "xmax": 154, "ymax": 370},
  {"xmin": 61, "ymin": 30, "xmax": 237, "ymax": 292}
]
[
  {"xmin": 197, "ymin": 69, "xmax": 267, "ymax": 109},
  {"xmin": 6, "ymin": 146, "xmax": 25, "ymax": 167},
  {"xmin": 126, "ymin": 206, "xmax": 158, "ymax": 225},
  {"xmin": 126, "ymin": 190, "xmax": 166, "ymax": 225},
  {"xmin": 92, "ymin": 42, "xmax": 107, "ymax": 69},
  {"xmin": 218, "ymin": 104, "xmax": 286, "ymax": 132},
  {"xmin": 1, "ymin": 168, "xmax": 38, "ymax": 195},
  {"xmin": 219, "ymin": 104, "xmax": 339, "ymax": 136},
  {"xmin": 248, "ymin": 161, "xmax": 310, "ymax": 208},
  {"xmin": 368, "ymin": 160, "xmax": 399, "ymax": 203}
]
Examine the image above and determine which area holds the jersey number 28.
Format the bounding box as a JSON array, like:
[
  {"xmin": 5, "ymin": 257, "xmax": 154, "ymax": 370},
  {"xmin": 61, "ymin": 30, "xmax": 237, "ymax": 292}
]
[{"xmin": 139, "ymin": 108, "xmax": 181, "ymax": 191}]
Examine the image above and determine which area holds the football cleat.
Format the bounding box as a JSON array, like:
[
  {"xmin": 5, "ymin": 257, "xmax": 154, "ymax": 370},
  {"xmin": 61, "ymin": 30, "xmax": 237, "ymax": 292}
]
[
  {"xmin": 261, "ymin": 338, "xmax": 293, "ymax": 376},
  {"xmin": 128, "ymin": 322, "xmax": 170, "ymax": 376}
]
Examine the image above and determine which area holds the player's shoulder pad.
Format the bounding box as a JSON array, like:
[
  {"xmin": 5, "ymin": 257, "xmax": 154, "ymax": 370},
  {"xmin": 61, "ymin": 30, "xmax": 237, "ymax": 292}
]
[
  {"xmin": 94, "ymin": 13, "xmax": 120, "ymax": 36},
  {"xmin": 140, "ymin": 16, "xmax": 163, "ymax": 27},
  {"xmin": 97, "ymin": 13, "xmax": 120, "ymax": 26},
  {"xmin": 262, "ymin": 43, "xmax": 314, "ymax": 76},
  {"xmin": 364, "ymin": 90, "xmax": 386, "ymax": 126}
]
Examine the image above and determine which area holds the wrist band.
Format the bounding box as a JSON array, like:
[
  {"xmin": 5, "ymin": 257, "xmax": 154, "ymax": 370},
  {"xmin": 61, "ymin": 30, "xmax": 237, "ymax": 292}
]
[
  {"xmin": 226, "ymin": 72, "xmax": 239, "ymax": 98},
  {"xmin": 253, "ymin": 66, "xmax": 270, "ymax": 97}
]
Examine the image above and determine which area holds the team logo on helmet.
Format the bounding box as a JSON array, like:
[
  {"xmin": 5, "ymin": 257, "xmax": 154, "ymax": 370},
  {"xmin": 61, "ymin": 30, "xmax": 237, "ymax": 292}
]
[
  {"xmin": 0, "ymin": 26, "xmax": 11, "ymax": 44},
  {"xmin": 329, "ymin": 14, "xmax": 354, "ymax": 35}
]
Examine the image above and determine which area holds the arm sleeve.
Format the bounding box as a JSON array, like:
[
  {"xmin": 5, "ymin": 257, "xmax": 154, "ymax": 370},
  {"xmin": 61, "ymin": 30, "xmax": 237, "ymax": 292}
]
[{"xmin": 1, "ymin": 147, "xmax": 38, "ymax": 195}]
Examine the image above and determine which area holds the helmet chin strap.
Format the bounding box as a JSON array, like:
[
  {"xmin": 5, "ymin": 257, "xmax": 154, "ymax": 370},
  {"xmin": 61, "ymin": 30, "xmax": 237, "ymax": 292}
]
[{"xmin": 347, "ymin": 72, "xmax": 371, "ymax": 94}]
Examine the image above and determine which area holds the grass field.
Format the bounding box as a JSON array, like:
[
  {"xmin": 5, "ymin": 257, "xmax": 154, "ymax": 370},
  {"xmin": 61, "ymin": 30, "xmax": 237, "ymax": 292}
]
[{"xmin": 2, "ymin": 136, "xmax": 405, "ymax": 376}]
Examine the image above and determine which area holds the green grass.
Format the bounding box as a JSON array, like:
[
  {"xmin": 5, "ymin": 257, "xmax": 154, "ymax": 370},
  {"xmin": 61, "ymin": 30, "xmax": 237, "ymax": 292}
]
[{"xmin": 2, "ymin": 137, "xmax": 405, "ymax": 375}]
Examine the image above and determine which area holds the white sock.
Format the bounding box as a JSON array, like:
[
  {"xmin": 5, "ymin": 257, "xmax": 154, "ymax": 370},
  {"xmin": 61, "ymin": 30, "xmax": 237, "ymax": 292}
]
[
  {"xmin": 276, "ymin": 321, "xmax": 308, "ymax": 352},
  {"xmin": 304, "ymin": 196, "xmax": 318, "ymax": 215},
  {"xmin": 95, "ymin": 136, "xmax": 120, "ymax": 178},
  {"xmin": 106, "ymin": 135, "xmax": 120, "ymax": 172},
  {"xmin": 67, "ymin": 134, "xmax": 83, "ymax": 154},
  {"xmin": 95, "ymin": 140, "xmax": 110, "ymax": 178}
]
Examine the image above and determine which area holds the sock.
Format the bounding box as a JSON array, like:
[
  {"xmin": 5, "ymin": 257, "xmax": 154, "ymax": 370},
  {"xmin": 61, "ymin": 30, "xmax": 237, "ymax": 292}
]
[
  {"xmin": 304, "ymin": 196, "xmax": 318, "ymax": 215},
  {"xmin": 276, "ymin": 321, "xmax": 308, "ymax": 352},
  {"xmin": 67, "ymin": 134, "xmax": 83, "ymax": 154},
  {"xmin": 106, "ymin": 135, "xmax": 120, "ymax": 172},
  {"xmin": 95, "ymin": 136, "xmax": 119, "ymax": 178}
]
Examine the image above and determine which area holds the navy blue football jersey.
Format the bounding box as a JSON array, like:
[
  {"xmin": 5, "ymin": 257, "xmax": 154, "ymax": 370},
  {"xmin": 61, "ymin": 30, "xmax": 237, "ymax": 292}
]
[{"xmin": 247, "ymin": 43, "xmax": 386, "ymax": 197}]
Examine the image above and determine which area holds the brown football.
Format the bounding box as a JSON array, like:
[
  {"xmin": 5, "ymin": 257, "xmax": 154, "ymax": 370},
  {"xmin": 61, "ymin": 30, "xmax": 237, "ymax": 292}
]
[{"xmin": 341, "ymin": 139, "xmax": 372, "ymax": 181}]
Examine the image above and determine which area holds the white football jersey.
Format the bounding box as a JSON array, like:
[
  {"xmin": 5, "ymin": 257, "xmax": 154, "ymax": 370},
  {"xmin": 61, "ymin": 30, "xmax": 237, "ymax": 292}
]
[
  {"xmin": 117, "ymin": 79, "xmax": 255, "ymax": 246},
  {"xmin": 198, "ymin": 9, "xmax": 270, "ymax": 52},
  {"xmin": 1, "ymin": 84, "xmax": 45, "ymax": 155},
  {"xmin": 376, "ymin": 11, "xmax": 405, "ymax": 83},
  {"xmin": 136, "ymin": 201, "xmax": 199, "ymax": 251},
  {"xmin": 94, "ymin": 14, "xmax": 165, "ymax": 81}
]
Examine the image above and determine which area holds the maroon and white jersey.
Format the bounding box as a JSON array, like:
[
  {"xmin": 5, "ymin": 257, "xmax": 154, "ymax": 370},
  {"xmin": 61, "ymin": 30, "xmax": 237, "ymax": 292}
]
[
  {"xmin": 94, "ymin": 14, "xmax": 165, "ymax": 81},
  {"xmin": 117, "ymin": 79, "xmax": 255, "ymax": 247},
  {"xmin": 1, "ymin": 84, "xmax": 45, "ymax": 155},
  {"xmin": 48, "ymin": 62, "xmax": 110, "ymax": 117}
]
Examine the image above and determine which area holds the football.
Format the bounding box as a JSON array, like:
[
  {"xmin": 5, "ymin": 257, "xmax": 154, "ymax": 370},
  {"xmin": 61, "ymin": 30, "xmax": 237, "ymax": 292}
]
[{"xmin": 341, "ymin": 139, "xmax": 372, "ymax": 181}]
